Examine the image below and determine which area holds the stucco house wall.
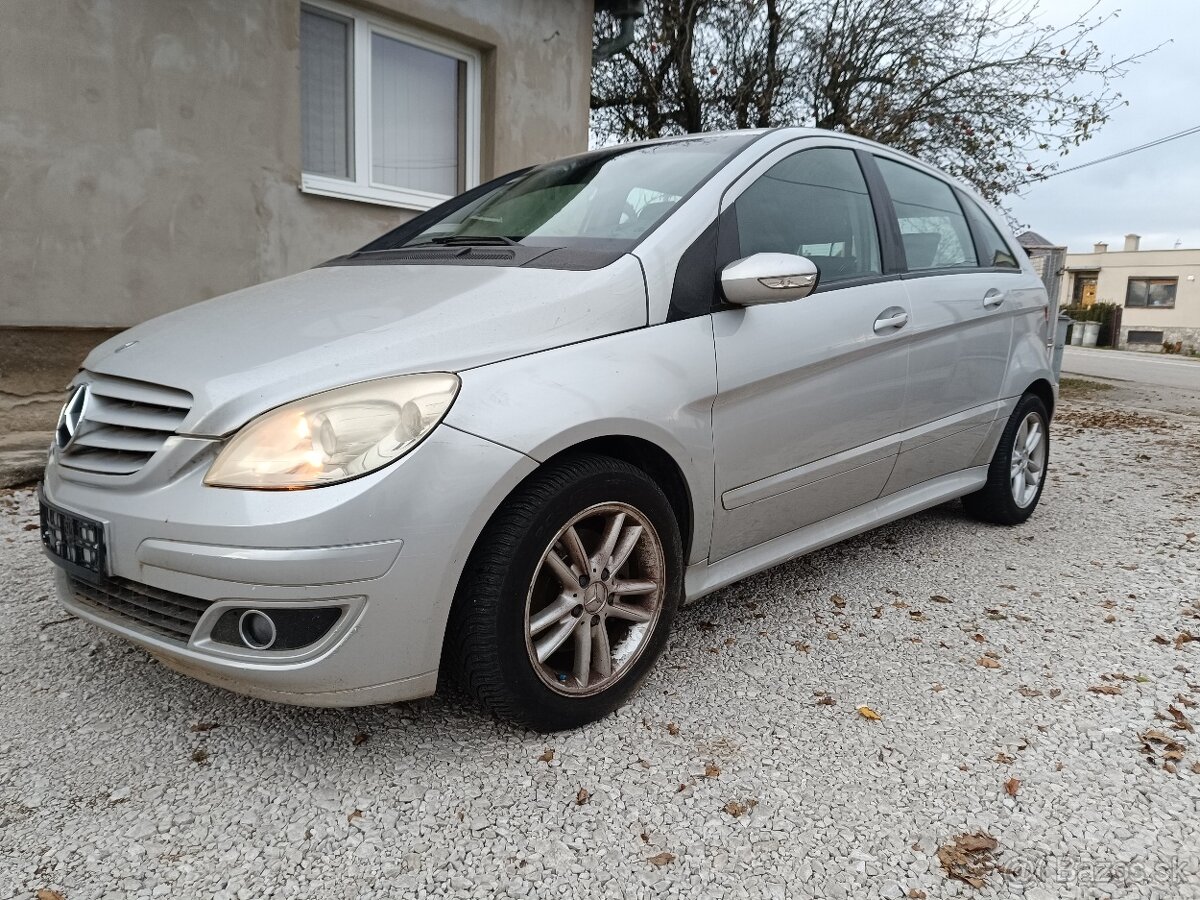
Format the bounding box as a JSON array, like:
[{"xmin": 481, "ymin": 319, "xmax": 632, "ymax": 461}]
[
  {"xmin": 0, "ymin": 0, "xmax": 594, "ymax": 328},
  {"xmin": 1063, "ymin": 247, "xmax": 1200, "ymax": 352}
]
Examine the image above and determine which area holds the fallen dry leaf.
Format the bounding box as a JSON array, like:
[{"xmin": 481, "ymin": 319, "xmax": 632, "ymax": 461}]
[
  {"xmin": 1004, "ymin": 777, "xmax": 1021, "ymax": 798},
  {"xmin": 1104, "ymin": 615, "xmax": 1117, "ymax": 624},
  {"xmin": 826, "ymin": 631, "xmax": 840, "ymax": 641},
  {"xmin": 1088, "ymin": 684, "xmax": 1123, "ymax": 696},
  {"xmin": 930, "ymin": 595, "xmax": 952, "ymax": 604},
  {"xmin": 994, "ymin": 752, "xmax": 1015, "ymax": 764},
  {"xmin": 857, "ymin": 705, "xmax": 882, "ymax": 721},
  {"xmin": 1017, "ymin": 686, "xmax": 1042, "ymax": 698},
  {"xmin": 977, "ymin": 657, "xmax": 1001, "ymax": 669},
  {"xmin": 1153, "ymin": 635, "xmax": 1171, "ymax": 646},
  {"xmin": 36, "ymin": 892, "xmax": 65, "ymax": 900},
  {"xmin": 1176, "ymin": 632, "xmax": 1197, "ymax": 650},
  {"xmin": 1049, "ymin": 688, "xmax": 1063, "ymax": 698},
  {"xmin": 831, "ymin": 594, "xmax": 846, "ymax": 608},
  {"xmin": 816, "ymin": 696, "xmax": 836, "ymax": 706},
  {"xmin": 352, "ymin": 732, "xmax": 369, "ymax": 746},
  {"xmin": 908, "ymin": 891, "xmax": 927, "ymax": 900},
  {"xmin": 704, "ymin": 762, "xmax": 720, "ymax": 778},
  {"xmin": 792, "ymin": 641, "xmax": 811, "ymax": 653},
  {"xmin": 647, "ymin": 851, "xmax": 676, "ymax": 866},
  {"xmin": 666, "ymin": 722, "xmax": 680, "ymax": 736},
  {"xmin": 538, "ymin": 748, "xmax": 555, "ymax": 763},
  {"xmin": 937, "ymin": 831, "xmax": 1000, "ymax": 888},
  {"xmin": 347, "ymin": 809, "xmax": 363, "ymax": 825},
  {"xmin": 190, "ymin": 748, "xmax": 209, "ymax": 765},
  {"xmin": 1167, "ymin": 706, "xmax": 1194, "ymax": 732},
  {"xmin": 931, "ymin": 682, "xmax": 946, "ymax": 693},
  {"xmin": 190, "ymin": 722, "xmax": 219, "ymax": 733},
  {"xmin": 1141, "ymin": 729, "xmax": 1178, "ymax": 745},
  {"xmin": 575, "ymin": 788, "xmax": 590, "ymax": 805},
  {"xmin": 697, "ymin": 621, "xmax": 717, "ymax": 631},
  {"xmin": 722, "ymin": 798, "xmax": 758, "ymax": 817}
]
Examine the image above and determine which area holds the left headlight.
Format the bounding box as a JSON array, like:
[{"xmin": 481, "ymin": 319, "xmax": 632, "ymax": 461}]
[{"xmin": 204, "ymin": 373, "xmax": 460, "ymax": 489}]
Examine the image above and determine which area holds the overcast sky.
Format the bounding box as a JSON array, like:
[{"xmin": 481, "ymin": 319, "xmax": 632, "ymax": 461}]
[{"xmin": 1009, "ymin": 0, "xmax": 1200, "ymax": 251}]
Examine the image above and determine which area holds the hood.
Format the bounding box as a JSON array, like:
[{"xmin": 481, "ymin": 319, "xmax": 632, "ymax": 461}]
[{"xmin": 83, "ymin": 257, "xmax": 647, "ymax": 435}]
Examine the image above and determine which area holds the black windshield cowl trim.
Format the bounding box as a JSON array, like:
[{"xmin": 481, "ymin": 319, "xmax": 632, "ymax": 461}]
[{"xmin": 320, "ymin": 244, "xmax": 558, "ymax": 267}]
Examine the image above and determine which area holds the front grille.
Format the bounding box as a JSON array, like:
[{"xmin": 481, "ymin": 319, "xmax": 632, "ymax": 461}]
[
  {"xmin": 68, "ymin": 574, "xmax": 212, "ymax": 643},
  {"xmin": 59, "ymin": 373, "xmax": 192, "ymax": 475}
]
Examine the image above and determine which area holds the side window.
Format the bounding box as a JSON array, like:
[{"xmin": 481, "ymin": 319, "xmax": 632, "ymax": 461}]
[
  {"xmin": 734, "ymin": 148, "xmax": 881, "ymax": 284},
  {"xmin": 875, "ymin": 158, "xmax": 977, "ymax": 270},
  {"xmin": 960, "ymin": 196, "xmax": 1020, "ymax": 269}
]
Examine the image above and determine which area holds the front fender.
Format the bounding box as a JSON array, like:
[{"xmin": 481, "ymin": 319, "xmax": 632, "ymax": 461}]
[{"xmin": 445, "ymin": 317, "xmax": 719, "ymax": 564}]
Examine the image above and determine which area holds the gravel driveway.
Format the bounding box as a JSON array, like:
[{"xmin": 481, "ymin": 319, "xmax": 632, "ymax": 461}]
[{"xmin": 2, "ymin": 392, "xmax": 1198, "ymax": 900}]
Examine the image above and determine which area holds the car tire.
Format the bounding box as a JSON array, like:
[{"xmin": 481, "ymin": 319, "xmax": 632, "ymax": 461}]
[
  {"xmin": 962, "ymin": 393, "xmax": 1050, "ymax": 526},
  {"xmin": 445, "ymin": 453, "xmax": 683, "ymax": 731}
]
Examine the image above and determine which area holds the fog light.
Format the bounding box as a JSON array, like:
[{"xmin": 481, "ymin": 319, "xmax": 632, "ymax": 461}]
[{"xmin": 238, "ymin": 609, "xmax": 277, "ymax": 650}]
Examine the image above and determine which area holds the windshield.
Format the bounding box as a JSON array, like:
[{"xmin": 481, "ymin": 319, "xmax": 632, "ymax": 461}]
[{"xmin": 357, "ymin": 135, "xmax": 753, "ymax": 255}]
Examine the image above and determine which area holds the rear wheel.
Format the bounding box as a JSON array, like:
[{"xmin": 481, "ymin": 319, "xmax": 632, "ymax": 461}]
[
  {"xmin": 446, "ymin": 454, "xmax": 682, "ymax": 731},
  {"xmin": 962, "ymin": 393, "xmax": 1049, "ymax": 525}
]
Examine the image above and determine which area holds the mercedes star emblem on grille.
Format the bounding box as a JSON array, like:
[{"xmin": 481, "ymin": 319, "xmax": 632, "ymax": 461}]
[{"xmin": 56, "ymin": 383, "xmax": 90, "ymax": 450}]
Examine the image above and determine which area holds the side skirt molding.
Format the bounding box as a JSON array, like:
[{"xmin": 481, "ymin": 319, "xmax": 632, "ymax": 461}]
[{"xmin": 684, "ymin": 466, "xmax": 989, "ymax": 603}]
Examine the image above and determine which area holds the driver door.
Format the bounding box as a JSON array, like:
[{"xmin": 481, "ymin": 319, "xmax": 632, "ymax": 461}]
[{"xmin": 709, "ymin": 143, "xmax": 910, "ymax": 561}]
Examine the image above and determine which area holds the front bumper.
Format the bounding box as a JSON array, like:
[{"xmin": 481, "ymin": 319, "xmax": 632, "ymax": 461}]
[{"xmin": 43, "ymin": 424, "xmax": 536, "ymax": 706}]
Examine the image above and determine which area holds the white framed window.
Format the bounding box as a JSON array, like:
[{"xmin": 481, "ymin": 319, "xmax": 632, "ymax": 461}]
[{"xmin": 299, "ymin": 1, "xmax": 481, "ymax": 211}]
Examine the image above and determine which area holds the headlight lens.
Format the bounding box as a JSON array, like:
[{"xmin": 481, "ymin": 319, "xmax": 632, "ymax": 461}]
[{"xmin": 204, "ymin": 373, "xmax": 460, "ymax": 489}]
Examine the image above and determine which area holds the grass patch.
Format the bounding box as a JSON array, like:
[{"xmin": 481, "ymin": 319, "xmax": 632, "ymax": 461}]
[{"xmin": 1059, "ymin": 377, "xmax": 1115, "ymax": 399}]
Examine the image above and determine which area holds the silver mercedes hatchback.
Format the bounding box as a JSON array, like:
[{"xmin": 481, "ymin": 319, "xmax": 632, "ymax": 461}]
[{"xmin": 41, "ymin": 129, "xmax": 1054, "ymax": 730}]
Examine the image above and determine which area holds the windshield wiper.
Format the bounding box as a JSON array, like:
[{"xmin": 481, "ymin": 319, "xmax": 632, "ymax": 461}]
[{"xmin": 427, "ymin": 235, "xmax": 520, "ymax": 246}]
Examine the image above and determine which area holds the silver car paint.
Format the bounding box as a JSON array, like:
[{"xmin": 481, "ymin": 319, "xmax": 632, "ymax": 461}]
[
  {"xmin": 44, "ymin": 423, "xmax": 539, "ymax": 705},
  {"xmin": 43, "ymin": 128, "xmax": 1053, "ymax": 706},
  {"xmin": 80, "ymin": 257, "xmax": 649, "ymax": 436}
]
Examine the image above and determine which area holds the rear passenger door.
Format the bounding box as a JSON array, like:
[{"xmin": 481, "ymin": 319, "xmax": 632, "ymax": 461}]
[{"xmin": 870, "ymin": 156, "xmax": 1020, "ymax": 494}]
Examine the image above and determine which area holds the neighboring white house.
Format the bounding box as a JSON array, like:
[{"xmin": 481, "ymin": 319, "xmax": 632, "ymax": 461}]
[{"xmin": 1062, "ymin": 234, "xmax": 1200, "ymax": 352}]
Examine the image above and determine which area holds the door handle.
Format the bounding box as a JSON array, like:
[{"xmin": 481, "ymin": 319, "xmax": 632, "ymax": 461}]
[
  {"xmin": 873, "ymin": 308, "xmax": 909, "ymax": 333},
  {"xmin": 983, "ymin": 289, "xmax": 1006, "ymax": 309}
]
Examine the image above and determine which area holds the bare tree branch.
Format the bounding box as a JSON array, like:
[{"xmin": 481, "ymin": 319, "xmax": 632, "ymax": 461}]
[{"xmin": 591, "ymin": 0, "xmax": 1160, "ymax": 201}]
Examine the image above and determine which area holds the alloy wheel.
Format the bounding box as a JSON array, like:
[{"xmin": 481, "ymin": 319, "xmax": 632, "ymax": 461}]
[
  {"xmin": 524, "ymin": 502, "xmax": 666, "ymax": 697},
  {"xmin": 1010, "ymin": 411, "xmax": 1046, "ymax": 508}
]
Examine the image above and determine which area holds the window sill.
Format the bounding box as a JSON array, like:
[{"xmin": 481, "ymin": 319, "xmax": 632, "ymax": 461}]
[{"xmin": 300, "ymin": 173, "xmax": 450, "ymax": 212}]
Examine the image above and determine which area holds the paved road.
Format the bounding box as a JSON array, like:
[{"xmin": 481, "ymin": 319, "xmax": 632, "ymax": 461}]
[{"xmin": 1062, "ymin": 346, "xmax": 1200, "ymax": 391}]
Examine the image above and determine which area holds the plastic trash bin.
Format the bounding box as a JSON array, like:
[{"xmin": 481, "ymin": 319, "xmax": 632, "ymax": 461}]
[
  {"xmin": 1081, "ymin": 321, "xmax": 1101, "ymax": 348},
  {"xmin": 1052, "ymin": 314, "xmax": 1071, "ymax": 379},
  {"xmin": 1070, "ymin": 320, "xmax": 1085, "ymax": 346}
]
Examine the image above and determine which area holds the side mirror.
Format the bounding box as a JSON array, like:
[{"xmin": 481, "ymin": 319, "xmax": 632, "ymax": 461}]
[{"xmin": 720, "ymin": 253, "xmax": 820, "ymax": 306}]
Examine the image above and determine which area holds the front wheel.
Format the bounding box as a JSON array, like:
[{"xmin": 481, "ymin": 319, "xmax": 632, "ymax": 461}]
[
  {"xmin": 962, "ymin": 393, "xmax": 1050, "ymax": 525},
  {"xmin": 446, "ymin": 454, "xmax": 683, "ymax": 731}
]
